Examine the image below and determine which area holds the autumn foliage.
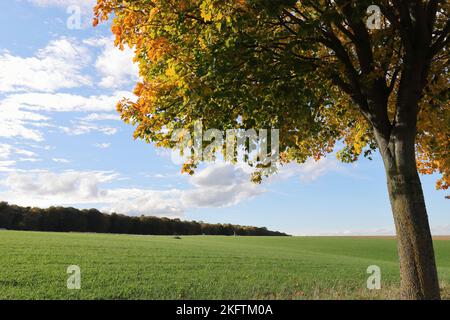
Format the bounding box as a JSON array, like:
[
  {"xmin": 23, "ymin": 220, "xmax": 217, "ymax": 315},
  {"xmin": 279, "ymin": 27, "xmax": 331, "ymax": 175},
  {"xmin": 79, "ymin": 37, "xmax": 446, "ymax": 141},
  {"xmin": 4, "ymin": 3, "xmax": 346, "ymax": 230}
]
[{"xmin": 93, "ymin": 0, "xmax": 448, "ymax": 191}]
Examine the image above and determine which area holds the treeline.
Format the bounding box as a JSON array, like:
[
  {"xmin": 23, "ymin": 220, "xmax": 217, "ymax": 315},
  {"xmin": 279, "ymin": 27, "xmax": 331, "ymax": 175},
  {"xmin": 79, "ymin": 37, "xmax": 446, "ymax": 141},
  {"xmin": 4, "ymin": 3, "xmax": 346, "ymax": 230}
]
[{"xmin": 0, "ymin": 202, "xmax": 288, "ymax": 236}]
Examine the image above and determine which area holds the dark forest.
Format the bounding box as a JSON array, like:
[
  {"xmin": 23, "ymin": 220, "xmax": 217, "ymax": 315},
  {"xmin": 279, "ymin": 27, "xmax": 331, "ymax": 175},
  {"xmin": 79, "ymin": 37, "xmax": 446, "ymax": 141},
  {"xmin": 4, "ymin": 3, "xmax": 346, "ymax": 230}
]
[{"xmin": 0, "ymin": 202, "xmax": 288, "ymax": 236}]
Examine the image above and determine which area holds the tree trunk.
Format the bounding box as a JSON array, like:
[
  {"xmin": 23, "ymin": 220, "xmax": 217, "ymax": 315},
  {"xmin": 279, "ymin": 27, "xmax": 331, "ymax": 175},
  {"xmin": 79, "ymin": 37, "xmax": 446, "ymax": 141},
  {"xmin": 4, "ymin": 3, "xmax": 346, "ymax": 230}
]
[
  {"xmin": 386, "ymin": 169, "xmax": 441, "ymax": 299},
  {"xmin": 377, "ymin": 126, "xmax": 441, "ymax": 300}
]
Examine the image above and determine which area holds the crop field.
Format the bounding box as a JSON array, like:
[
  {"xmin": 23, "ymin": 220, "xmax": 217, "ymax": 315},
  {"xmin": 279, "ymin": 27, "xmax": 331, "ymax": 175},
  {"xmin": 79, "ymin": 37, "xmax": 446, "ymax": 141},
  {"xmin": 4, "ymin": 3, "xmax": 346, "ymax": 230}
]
[{"xmin": 0, "ymin": 230, "xmax": 449, "ymax": 300}]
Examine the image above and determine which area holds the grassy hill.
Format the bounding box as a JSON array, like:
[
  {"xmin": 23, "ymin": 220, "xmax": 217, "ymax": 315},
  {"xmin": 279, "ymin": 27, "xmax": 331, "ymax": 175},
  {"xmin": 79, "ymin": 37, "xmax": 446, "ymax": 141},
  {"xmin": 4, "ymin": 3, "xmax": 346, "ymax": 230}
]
[{"xmin": 0, "ymin": 230, "xmax": 449, "ymax": 299}]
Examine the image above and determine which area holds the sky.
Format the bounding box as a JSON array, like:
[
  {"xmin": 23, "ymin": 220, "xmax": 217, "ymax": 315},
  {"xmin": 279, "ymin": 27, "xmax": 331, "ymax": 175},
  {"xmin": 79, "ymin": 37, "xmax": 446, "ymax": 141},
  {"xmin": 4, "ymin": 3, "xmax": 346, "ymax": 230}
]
[{"xmin": 0, "ymin": 0, "xmax": 448, "ymax": 236}]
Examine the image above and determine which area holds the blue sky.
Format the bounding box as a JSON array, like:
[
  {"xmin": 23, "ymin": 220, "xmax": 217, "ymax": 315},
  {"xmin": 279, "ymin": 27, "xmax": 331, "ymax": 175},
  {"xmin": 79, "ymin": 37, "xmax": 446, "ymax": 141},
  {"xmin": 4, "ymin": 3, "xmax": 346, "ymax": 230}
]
[{"xmin": 0, "ymin": 0, "xmax": 448, "ymax": 236}]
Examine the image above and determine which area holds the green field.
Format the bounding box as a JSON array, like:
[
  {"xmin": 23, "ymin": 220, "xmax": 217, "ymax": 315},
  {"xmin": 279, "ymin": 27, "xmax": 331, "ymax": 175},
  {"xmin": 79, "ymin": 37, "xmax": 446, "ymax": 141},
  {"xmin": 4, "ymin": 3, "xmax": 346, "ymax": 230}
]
[{"xmin": 0, "ymin": 230, "xmax": 449, "ymax": 299}]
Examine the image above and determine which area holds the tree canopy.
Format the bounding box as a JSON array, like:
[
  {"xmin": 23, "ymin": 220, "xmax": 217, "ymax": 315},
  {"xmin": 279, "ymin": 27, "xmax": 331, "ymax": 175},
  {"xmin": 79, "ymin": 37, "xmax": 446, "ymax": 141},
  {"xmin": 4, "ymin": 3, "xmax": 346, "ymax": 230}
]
[{"xmin": 94, "ymin": 0, "xmax": 449, "ymax": 189}]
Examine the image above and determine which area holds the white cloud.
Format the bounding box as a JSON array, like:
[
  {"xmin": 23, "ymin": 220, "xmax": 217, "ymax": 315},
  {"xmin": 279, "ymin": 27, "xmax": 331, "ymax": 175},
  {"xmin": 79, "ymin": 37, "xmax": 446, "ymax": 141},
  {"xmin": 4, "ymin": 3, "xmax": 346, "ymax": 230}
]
[
  {"xmin": 0, "ymin": 143, "xmax": 38, "ymax": 160},
  {"xmin": 272, "ymin": 157, "xmax": 341, "ymax": 183},
  {"xmin": 24, "ymin": 0, "xmax": 96, "ymax": 10},
  {"xmin": 0, "ymin": 103, "xmax": 48, "ymax": 141},
  {"xmin": 85, "ymin": 37, "xmax": 139, "ymax": 89},
  {"xmin": 105, "ymin": 188, "xmax": 185, "ymax": 217},
  {"xmin": 182, "ymin": 183, "xmax": 262, "ymax": 208},
  {"xmin": 184, "ymin": 165, "xmax": 258, "ymax": 210},
  {"xmin": 0, "ymin": 91, "xmax": 133, "ymax": 141},
  {"xmin": 19, "ymin": 158, "xmax": 41, "ymax": 162},
  {"xmin": 432, "ymin": 225, "xmax": 450, "ymax": 235},
  {"xmin": 0, "ymin": 170, "xmax": 184, "ymax": 217},
  {"xmin": 0, "ymin": 144, "xmax": 13, "ymax": 159},
  {"xmin": 0, "ymin": 164, "xmax": 265, "ymax": 217},
  {"xmin": 317, "ymin": 228, "xmax": 395, "ymax": 236},
  {"xmin": 80, "ymin": 113, "xmax": 120, "ymax": 121},
  {"xmin": 190, "ymin": 163, "xmax": 248, "ymax": 187},
  {"xmin": 27, "ymin": 0, "xmax": 80, "ymax": 5},
  {"xmin": 0, "ymin": 156, "xmax": 343, "ymax": 217},
  {"xmin": 301, "ymin": 225, "xmax": 450, "ymax": 236},
  {"xmin": 0, "ymin": 146, "xmax": 341, "ymax": 218},
  {"xmin": 0, "ymin": 36, "xmax": 138, "ymax": 142},
  {"xmin": 0, "ymin": 38, "xmax": 91, "ymax": 93},
  {"xmin": 0, "ymin": 161, "xmax": 16, "ymax": 172},
  {"xmin": 60, "ymin": 123, "xmax": 118, "ymax": 136},
  {"xmin": 2, "ymin": 170, "xmax": 116, "ymax": 204},
  {"xmin": 15, "ymin": 148, "xmax": 37, "ymax": 157},
  {"xmin": 183, "ymin": 163, "xmax": 262, "ymax": 208},
  {"xmin": 3, "ymin": 91, "xmax": 132, "ymax": 113},
  {"xmin": 52, "ymin": 158, "xmax": 71, "ymax": 163},
  {"xmin": 94, "ymin": 143, "xmax": 111, "ymax": 149}
]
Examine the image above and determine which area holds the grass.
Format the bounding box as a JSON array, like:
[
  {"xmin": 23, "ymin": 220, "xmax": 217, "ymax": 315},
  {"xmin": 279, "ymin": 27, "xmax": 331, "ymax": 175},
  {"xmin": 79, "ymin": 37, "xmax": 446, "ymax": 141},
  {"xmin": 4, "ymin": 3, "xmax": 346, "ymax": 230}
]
[{"xmin": 0, "ymin": 230, "xmax": 449, "ymax": 299}]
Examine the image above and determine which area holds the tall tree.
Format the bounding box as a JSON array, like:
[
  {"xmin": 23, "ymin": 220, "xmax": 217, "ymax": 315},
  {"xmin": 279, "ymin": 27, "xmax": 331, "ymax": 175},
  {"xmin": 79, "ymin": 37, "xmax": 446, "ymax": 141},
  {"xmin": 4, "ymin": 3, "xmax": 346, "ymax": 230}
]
[{"xmin": 94, "ymin": 0, "xmax": 449, "ymax": 299}]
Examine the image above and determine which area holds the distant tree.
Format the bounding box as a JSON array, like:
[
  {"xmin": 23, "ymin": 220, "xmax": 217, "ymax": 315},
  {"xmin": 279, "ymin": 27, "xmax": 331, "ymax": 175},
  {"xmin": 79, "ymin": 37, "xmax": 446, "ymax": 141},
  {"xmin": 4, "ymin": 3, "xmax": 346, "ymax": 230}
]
[
  {"xmin": 0, "ymin": 203, "xmax": 287, "ymax": 237},
  {"xmin": 84, "ymin": 209, "xmax": 110, "ymax": 233},
  {"xmin": 0, "ymin": 202, "xmax": 14, "ymax": 229},
  {"xmin": 41, "ymin": 207, "xmax": 63, "ymax": 231},
  {"xmin": 95, "ymin": 0, "xmax": 449, "ymax": 299},
  {"xmin": 22, "ymin": 207, "xmax": 42, "ymax": 231}
]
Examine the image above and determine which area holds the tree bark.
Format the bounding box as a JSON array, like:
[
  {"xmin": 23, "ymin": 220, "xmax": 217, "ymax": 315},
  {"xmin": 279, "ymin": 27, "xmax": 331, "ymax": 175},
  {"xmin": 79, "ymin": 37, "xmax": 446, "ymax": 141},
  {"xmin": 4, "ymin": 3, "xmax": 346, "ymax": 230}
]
[
  {"xmin": 376, "ymin": 125, "xmax": 441, "ymax": 300},
  {"xmin": 386, "ymin": 167, "xmax": 441, "ymax": 299}
]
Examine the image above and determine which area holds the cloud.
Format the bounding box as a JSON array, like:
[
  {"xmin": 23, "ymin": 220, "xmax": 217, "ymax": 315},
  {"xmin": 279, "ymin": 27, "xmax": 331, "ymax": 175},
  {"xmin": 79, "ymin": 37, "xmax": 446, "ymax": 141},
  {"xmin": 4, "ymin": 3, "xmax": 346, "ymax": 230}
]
[
  {"xmin": 14, "ymin": 148, "xmax": 37, "ymax": 157},
  {"xmin": 321, "ymin": 228, "xmax": 395, "ymax": 236},
  {"xmin": 190, "ymin": 163, "xmax": 248, "ymax": 187},
  {"xmin": 80, "ymin": 113, "xmax": 120, "ymax": 121},
  {"xmin": 431, "ymin": 225, "xmax": 450, "ymax": 235},
  {"xmin": 0, "ymin": 91, "xmax": 133, "ymax": 140},
  {"xmin": 185, "ymin": 164, "xmax": 262, "ymax": 207},
  {"xmin": 0, "ymin": 170, "xmax": 184, "ymax": 217},
  {"xmin": 0, "ymin": 144, "xmax": 341, "ymax": 218},
  {"xmin": 1, "ymin": 170, "xmax": 116, "ymax": 204},
  {"xmin": 272, "ymin": 157, "xmax": 342, "ymax": 183},
  {"xmin": 0, "ymin": 161, "xmax": 16, "ymax": 172},
  {"xmin": 301, "ymin": 225, "xmax": 450, "ymax": 236},
  {"xmin": 0, "ymin": 103, "xmax": 48, "ymax": 141},
  {"xmin": 84, "ymin": 37, "xmax": 139, "ymax": 89},
  {"xmin": 105, "ymin": 188, "xmax": 185, "ymax": 217},
  {"xmin": 0, "ymin": 36, "xmax": 138, "ymax": 142},
  {"xmin": 0, "ymin": 164, "xmax": 264, "ymax": 217},
  {"xmin": 182, "ymin": 183, "xmax": 262, "ymax": 208},
  {"xmin": 60, "ymin": 123, "xmax": 118, "ymax": 136},
  {"xmin": 2, "ymin": 91, "xmax": 132, "ymax": 113},
  {"xmin": 0, "ymin": 144, "xmax": 13, "ymax": 159},
  {"xmin": 183, "ymin": 163, "xmax": 263, "ymax": 208},
  {"xmin": 52, "ymin": 158, "xmax": 71, "ymax": 163},
  {"xmin": 0, "ymin": 155, "xmax": 342, "ymax": 217},
  {"xmin": 0, "ymin": 143, "xmax": 38, "ymax": 160},
  {"xmin": 0, "ymin": 38, "xmax": 91, "ymax": 93},
  {"xmin": 94, "ymin": 143, "xmax": 111, "ymax": 149},
  {"xmin": 18, "ymin": 158, "xmax": 41, "ymax": 162},
  {"xmin": 24, "ymin": 0, "xmax": 96, "ymax": 10}
]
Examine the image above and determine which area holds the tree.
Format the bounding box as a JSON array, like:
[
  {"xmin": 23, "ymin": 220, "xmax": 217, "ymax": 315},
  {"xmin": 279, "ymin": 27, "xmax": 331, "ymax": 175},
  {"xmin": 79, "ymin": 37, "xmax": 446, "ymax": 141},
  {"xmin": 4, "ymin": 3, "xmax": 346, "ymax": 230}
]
[{"xmin": 94, "ymin": 0, "xmax": 449, "ymax": 299}]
